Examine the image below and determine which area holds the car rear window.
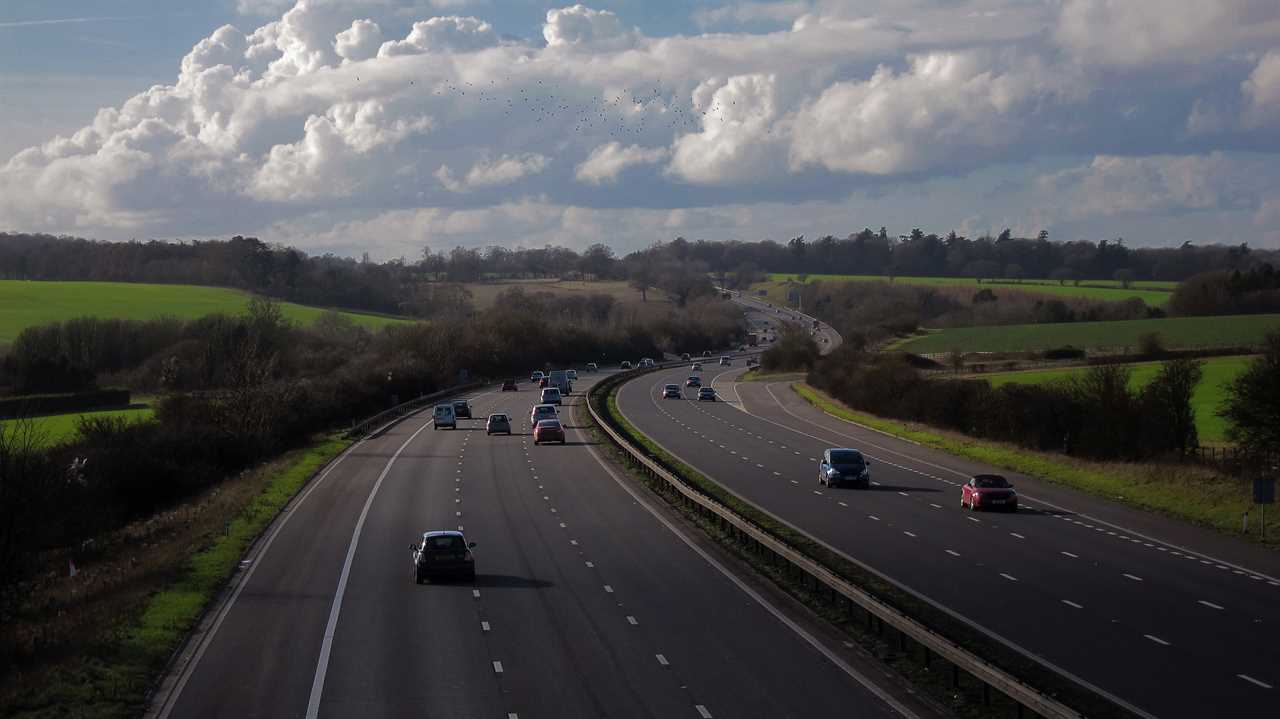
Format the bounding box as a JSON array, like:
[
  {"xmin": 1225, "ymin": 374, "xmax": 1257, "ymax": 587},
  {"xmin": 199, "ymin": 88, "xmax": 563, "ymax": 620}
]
[
  {"xmin": 830, "ymin": 450, "xmax": 863, "ymax": 465},
  {"xmin": 427, "ymin": 536, "xmax": 464, "ymax": 550},
  {"xmin": 975, "ymin": 475, "xmax": 1010, "ymax": 488},
  {"xmin": 537, "ymin": 420, "xmax": 561, "ymax": 429},
  {"xmin": 489, "ymin": 414, "xmax": 508, "ymax": 421}
]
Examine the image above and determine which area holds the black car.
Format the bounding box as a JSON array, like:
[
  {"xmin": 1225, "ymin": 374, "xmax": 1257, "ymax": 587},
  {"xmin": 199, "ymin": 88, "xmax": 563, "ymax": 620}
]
[
  {"xmin": 452, "ymin": 400, "xmax": 471, "ymax": 418},
  {"xmin": 501, "ymin": 378, "xmax": 518, "ymax": 391},
  {"xmin": 818, "ymin": 448, "xmax": 871, "ymax": 488},
  {"xmin": 412, "ymin": 530, "xmax": 476, "ymax": 582},
  {"xmin": 697, "ymin": 387, "xmax": 716, "ymax": 401}
]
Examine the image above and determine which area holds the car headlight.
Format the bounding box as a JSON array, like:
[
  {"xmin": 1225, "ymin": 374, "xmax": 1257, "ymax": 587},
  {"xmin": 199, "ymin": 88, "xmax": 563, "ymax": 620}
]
[{"xmin": 826, "ymin": 468, "xmax": 839, "ymax": 477}]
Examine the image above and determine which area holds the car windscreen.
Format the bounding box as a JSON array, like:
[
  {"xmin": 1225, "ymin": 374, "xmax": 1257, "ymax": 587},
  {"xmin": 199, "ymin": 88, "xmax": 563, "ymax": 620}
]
[
  {"xmin": 974, "ymin": 475, "xmax": 1010, "ymax": 488},
  {"xmin": 829, "ymin": 450, "xmax": 864, "ymax": 466},
  {"xmin": 537, "ymin": 420, "xmax": 561, "ymax": 429},
  {"xmin": 489, "ymin": 415, "xmax": 508, "ymax": 421}
]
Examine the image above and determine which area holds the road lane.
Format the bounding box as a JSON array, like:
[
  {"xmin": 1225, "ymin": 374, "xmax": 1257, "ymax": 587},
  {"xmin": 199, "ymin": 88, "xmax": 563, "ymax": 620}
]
[
  {"xmin": 161, "ymin": 371, "xmax": 921, "ymax": 719},
  {"xmin": 617, "ymin": 358, "xmax": 1280, "ymax": 718}
]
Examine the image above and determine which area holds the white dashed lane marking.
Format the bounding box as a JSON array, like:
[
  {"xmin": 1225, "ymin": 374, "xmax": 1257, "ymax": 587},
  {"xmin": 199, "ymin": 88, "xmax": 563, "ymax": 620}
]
[
  {"xmin": 493, "ymin": 661, "xmax": 504, "ymax": 674},
  {"xmin": 1123, "ymin": 573, "xmax": 1144, "ymax": 582},
  {"xmin": 655, "ymin": 654, "xmax": 669, "ymax": 666},
  {"xmin": 945, "ymin": 549, "xmax": 960, "ymax": 557},
  {"xmin": 1000, "ymin": 573, "xmax": 1018, "ymax": 582},
  {"xmin": 1062, "ymin": 600, "xmax": 1083, "ymax": 609},
  {"xmin": 1144, "ymin": 634, "xmax": 1171, "ymax": 646},
  {"xmin": 696, "ymin": 705, "xmax": 713, "ymax": 718},
  {"xmin": 1199, "ymin": 600, "xmax": 1224, "ymax": 610},
  {"xmin": 1238, "ymin": 674, "xmax": 1273, "ymax": 689}
]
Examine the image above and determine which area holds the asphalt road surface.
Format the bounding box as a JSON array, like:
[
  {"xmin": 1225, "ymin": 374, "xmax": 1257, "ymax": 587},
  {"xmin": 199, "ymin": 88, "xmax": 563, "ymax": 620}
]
[
  {"xmin": 152, "ymin": 370, "xmax": 924, "ymax": 719},
  {"xmin": 617, "ymin": 325, "xmax": 1280, "ymax": 719}
]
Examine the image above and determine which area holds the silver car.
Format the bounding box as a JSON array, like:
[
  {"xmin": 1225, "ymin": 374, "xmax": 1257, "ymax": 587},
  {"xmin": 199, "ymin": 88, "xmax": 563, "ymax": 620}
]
[{"xmin": 486, "ymin": 413, "xmax": 512, "ymax": 435}]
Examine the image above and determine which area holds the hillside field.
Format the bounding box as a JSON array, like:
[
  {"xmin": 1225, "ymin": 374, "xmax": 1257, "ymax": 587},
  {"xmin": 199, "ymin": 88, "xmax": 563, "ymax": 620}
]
[
  {"xmin": 762, "ymin": 274, "xmax": 1174, "ymax": 306},
  {"xmin": 896, "ymin": 314, "xmax": 1280, "ymax": 354},
  {"xmin": 978, "ymin": 356, "xmax": 1250, "ymax": 444},
  {"xmin": 0, "ymin": 406, "xmax": 155, "ymax": 448},
  {"xmin": 0, "ymin": 280, "xmax": 410, "ymax": 345},
  {"xmin": 460, "ymin": 278, "xmax": 666, "ymax": 310}
]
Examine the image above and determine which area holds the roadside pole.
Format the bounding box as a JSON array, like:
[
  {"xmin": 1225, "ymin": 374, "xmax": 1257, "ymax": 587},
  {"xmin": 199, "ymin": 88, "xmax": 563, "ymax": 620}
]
[{"xmin": 1252, "ymin": 473, "xmax": 1275, "ymax": 540}]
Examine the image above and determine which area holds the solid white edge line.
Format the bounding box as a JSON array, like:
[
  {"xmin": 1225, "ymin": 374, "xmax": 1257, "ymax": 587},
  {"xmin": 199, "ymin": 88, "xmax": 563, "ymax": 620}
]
[
  {"xmin": 577, "ymin": 411, "xmax": 920, "ymax": 719},
  {"xmin": 154, "ymin": 438, "xmax": 366, "ymax": 719},
  {"xmin": 1238, "ymin": 674, "xmax": 1272, "ymax": 689},
  {"xmin": 304, "ymin": 417, "xmax": 436, "ymax": 719}
]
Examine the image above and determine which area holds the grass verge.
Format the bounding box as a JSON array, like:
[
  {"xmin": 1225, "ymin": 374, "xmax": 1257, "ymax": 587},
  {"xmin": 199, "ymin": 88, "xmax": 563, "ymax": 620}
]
[
  {"xmin": 1, "ymin": 434, "xmax": 351, "ymax": 718},
  {"xmin": 593, "ymin": 375, "xmax": 1135, "ymax": 718},
  {"xmin": 793, "ymin": 383, "xmax": 1272, "ymax": 548}
]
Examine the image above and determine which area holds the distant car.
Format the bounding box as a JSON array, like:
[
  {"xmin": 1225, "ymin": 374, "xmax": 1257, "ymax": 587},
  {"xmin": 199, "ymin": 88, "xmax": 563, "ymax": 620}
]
[
  {"xmin": 818, "ymin": 448, "xmax": 870, "ymax": 489},
  {"xmin": 540, "ymin": 387, "xmax": 563, "ymax": 405},
  {"xmin": 685, "ymin": 376, "xmax": 701, "ymax": 388},
  {"xmin": 620, "ymin": 360, "xmax": 632, "ymax": 370},
  {"xmin": 663, "ymin": 384, "xmax": 682, "ymax": 398},
  {"xmin": 566, "ymin": 369, "xmax": 578, "ymax": 380},
  {"xmin": 486, "ymin": 413, "xmax": 512, "ymax": 435},
  {"xmin": 681, "ymin": 352, "xmax": 692, "ymax": 361},
  {"xmin": 412, "ymin": 530, "xmax": 475, "ymax": 583},
  {"xmin": 747, "ymin": 357, "xmax": 759, "ymax": 367},
  {"xmin": 539, "ymin": 377, "xmax": 550, "ymax": 388},
  {"xmin": 962, "ymin": 475, "xmax": 1017, "ymax": 511},
  {"xmin": 697, "ymin": 387, "xmax": 716, "ymax": 401},
  {"xmin": 719, "ymin": 357, "xmax": 730, "ymax": 366},
  {"xmin": 530, "ymin": 404, "xmax": 558, "ymax": 426},
  {"xmin": 586, "ymin": 362, "xmax": 598, "ymax": 372},
  {"xmin": 452, "ymin": 399, "xmax": 471, "ymax": 419},
  {"xmin": 691, "ymin": 363, "xmax": 702, "ymax": 371},
  {"xmin": 501, "ymin": 378, "xmax": 518, "ymax": 391},
  {"xmin": 533, "ymin": 419, "xmax": 566, "ymax": 444},
  {"xmin": 432, "ymin": 403, "xmax": 456, "ymax": 429},
  {"xmin": 639, "ymin": 358, "xmax": 654, "ymax": 367},
  {"xmin": 702, "ymin": 350, "xmax": 712, "ymax": 357},
  {"xmin": 739, "ymin": 345, "xmax": 747, "ymax": 352},
  {"xmin": 530, "ymin": 371, "xmax": 545, "ymax": 383}
]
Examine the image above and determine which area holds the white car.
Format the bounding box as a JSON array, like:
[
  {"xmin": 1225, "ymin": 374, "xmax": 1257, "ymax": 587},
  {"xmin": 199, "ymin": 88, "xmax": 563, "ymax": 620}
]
[
  {"xmin": 586, "ymin": 362, "xmax": 598, "ymax": 372},
  {"xmin": 691, "ymin": 363, "xmax": 702, "ymax": 371},
  {"xmin": 540, "ymin": 387, "xmax": 563, "ymax": 405},
  {"xmin": 530, "ymin": 404, "xmax": 558, "ymax": 426},
  {"xmin": 567, "ymin": 369, "xmax": 579, "ymax": 380}
]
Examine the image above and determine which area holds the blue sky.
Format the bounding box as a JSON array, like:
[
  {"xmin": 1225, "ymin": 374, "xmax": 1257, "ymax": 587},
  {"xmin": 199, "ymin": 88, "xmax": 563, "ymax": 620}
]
[{"xmin": 1, "ymin": 1, "xmax": 1278, "ymax": 258}]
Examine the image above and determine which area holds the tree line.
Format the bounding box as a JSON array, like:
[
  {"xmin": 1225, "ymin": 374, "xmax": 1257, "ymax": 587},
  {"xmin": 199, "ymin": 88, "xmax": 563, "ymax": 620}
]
[{"xmin": 4, "ymin": 232, "xmax": 1277, "ymax": 319}]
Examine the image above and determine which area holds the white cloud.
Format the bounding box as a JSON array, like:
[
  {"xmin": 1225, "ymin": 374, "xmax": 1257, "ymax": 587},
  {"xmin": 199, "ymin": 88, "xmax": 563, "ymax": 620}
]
[
  {"xmin": 543, "ymin": 5, "xmax": 637, "ymax": 51},
  {"xmin": 2, "ymin": 0, "xmax": 1279, "ymax": 256},
  {"xmin": 1243, "ymin": 51, "xmax": 1280, "ymax": 128},
  {"xmin": 1055, "ymin": 0, "xmax": 1280, "ymax": 67},
  {"xmin": 789, "ymin": 51, "xmax": 1077, "ymax": 175},
  {"xmin": 575, "ymin": 142, "xmax": 667, "ymax": 184},
  {"xmin": 378, "ymin": 16, "xmax": 498, "ymax": 56},
  {"xmin": 1036, "ymin": 153, "xmax": 1277, "ymax": 218},
  {"xmin": 436, "ymin": 153, "xmax": 549, "ymax": 192},
  {"xmin": 334, "ymin": 19, "xmax": 383, "ymax": 62},
  {"xmin": 668, "ymin": 74, "xmax": 784, "ymax": 185},
  {"xmin": 693, "ymin": 2, "xmax": 809, "ymax": 29}
]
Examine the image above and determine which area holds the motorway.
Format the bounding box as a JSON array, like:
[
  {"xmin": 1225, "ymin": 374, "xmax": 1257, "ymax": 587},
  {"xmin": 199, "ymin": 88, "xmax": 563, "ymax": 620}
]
[
  {"xmin": 151, "ymin": 369, "xmax": 927, "ymax": 718},
  {"xmin": 616, "ymin": 309, "xmax": 1280, "ymax": 719}
]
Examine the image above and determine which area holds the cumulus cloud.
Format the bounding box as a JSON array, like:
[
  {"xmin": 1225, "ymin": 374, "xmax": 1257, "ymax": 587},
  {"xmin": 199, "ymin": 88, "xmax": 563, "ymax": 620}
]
[
  {"xmin": 1036, "ymin": 153, "xmax": 1277, "ymax": 218},
  {"xmin": 2, "ymin": 0, "xmax": 1279, "ymax": 254},
  {"xmin": 789, "ymin": 51, "xmax": 1077, "ymax": 175},
  {"xmin": 436, "ymin": 153, "xmax": 549, "ymax": 192},
  {"xmin": 575, "ymin": 142, "xmax": 668, "ymax": 184},
  {"xmin": 378, "ymin": 16, "xmax": 498, "ymax": 56},
  {"xmin": 334, "ymin": 19, "xmax": 383, "ymax": 62},
  {"xmin": 543, "ymin": 5, "xmax": 638, "ymax": 51},
  {"xmin": 1243, "ymin": 51, "xmax": 1280, "ymax": 127},
  {"xmin": 1055, "ymin": 0, "xmax": 1280, "ymax": 67}
]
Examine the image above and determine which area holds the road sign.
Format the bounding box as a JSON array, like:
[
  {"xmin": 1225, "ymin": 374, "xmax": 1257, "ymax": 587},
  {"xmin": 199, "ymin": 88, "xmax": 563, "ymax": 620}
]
[{"xmin": 1254, "ymin": 477, "xmax": 1276, "ymax": 505}]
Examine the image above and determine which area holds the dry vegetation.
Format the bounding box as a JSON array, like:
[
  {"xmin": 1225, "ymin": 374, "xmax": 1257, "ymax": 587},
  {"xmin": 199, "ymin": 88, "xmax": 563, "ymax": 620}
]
[{"xmin": 461, "ymin": 279, "xmax": 666, "ymax": 310}]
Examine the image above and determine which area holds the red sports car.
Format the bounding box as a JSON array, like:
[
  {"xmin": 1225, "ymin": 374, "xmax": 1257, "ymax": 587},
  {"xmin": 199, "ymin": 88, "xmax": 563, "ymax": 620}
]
[
  {"xmin": 533, "ymin": 419, "xmax": 566, "ymax": 445},
  {"xmin": 961, "ymin": 474, "xmax": 1017, "ymax": 512}
]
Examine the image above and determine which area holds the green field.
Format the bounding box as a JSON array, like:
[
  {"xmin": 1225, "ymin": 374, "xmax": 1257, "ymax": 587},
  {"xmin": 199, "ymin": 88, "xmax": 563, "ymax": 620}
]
[
  {"xmin": 0, "ymin": 280, "xmax": 411, "ymax": 345},
  {"xmin": 763, "ymin": 274, "xmax": 1174, "ymax": 305},
  {"xmin": 896, "ymin": 314, "xmax": 1280, "ymax": 354},
  {"xmin": 979, "ymin": 356, "xmax": 1250, "ymax": 444},
  {"xmin": 0, "ymin": 407, "xmax": 155, "ymax": 447}
]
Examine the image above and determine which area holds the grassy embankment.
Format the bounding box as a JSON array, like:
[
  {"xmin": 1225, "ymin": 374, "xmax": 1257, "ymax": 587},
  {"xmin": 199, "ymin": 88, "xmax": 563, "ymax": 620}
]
[
  {"xmin": 894, "ymin": 314, "xmax": 1280, "ymax": 354},
  {"xmin": 792, "ymin": 384, "xmax": 1272, "ymax": 547},
  {"xmin": 460, "ymin": 278, "xmax": 666, "ymax": 311},
  {"xmin": 976, "ymin": 356, "xmax": 1249, "ymax": 444},
  {"xmin": 0, "ymin": 280, "xmax": 410, "ymax": 346},
  {"xmin": 0, "ymin": 407, "xmax": 156, "ymax": 448},
  {"xmin": 761, "ymin": 274, "xmax": 1174, "ymax": 306},
  {"xmin": 1, "ymin": 435, "xmax": 351, "ymax": 718}
]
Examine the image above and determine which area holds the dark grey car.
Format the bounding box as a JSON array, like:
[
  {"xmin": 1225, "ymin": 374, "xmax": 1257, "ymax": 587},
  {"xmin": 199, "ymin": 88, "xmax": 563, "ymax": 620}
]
[
  {"xmin": 412, "ymin": 531, "xmax": 476, "ymax": 583},
  {"xmin": 818, "ymin": 448, "xmax": 871, "ymax": 488}
]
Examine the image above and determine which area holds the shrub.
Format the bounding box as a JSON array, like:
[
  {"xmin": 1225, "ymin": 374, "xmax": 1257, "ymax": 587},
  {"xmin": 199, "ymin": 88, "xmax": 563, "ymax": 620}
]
[{"xmin": 1138, "ymin": 331, "xmax": 1166, "ymax": 357}]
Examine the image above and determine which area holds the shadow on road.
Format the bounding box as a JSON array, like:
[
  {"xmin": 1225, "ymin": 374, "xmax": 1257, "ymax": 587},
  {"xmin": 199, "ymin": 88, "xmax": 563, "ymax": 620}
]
[{"xmin": 471, "ymin": 574, "xmax": 553, "ymax": 589}]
